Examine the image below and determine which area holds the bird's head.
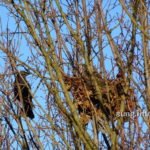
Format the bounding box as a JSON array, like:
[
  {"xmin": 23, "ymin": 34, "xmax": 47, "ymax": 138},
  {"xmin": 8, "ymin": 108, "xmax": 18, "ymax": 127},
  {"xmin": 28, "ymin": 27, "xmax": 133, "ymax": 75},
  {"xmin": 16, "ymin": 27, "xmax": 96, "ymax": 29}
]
[{"xmin": 18, "ymin": 71, "xmax": 30, "ymax": 77}]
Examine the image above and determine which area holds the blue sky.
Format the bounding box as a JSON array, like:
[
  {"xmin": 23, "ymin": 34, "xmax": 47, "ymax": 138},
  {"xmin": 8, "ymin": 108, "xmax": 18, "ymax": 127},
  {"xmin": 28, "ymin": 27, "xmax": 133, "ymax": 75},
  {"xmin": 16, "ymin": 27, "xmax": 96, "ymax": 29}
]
[{"xmin": 0, "ymin": 1, "xmax": 148, "ymax": 149}]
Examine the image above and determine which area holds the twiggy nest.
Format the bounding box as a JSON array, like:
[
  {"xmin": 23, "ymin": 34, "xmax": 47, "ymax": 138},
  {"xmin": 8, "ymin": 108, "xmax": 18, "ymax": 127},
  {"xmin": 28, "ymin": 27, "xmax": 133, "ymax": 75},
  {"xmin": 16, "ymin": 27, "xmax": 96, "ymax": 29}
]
[{"xmin": 63, "ymin": 71, "xmax": 136, "ymax": 125}]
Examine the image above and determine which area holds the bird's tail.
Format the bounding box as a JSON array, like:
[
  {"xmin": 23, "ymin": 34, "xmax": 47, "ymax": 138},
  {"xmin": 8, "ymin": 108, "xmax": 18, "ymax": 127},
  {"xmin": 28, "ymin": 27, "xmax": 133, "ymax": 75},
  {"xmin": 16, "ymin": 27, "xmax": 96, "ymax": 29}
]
[{"xmin": 26, "ymin": 109, "xmax": 34, "ymax": 119}]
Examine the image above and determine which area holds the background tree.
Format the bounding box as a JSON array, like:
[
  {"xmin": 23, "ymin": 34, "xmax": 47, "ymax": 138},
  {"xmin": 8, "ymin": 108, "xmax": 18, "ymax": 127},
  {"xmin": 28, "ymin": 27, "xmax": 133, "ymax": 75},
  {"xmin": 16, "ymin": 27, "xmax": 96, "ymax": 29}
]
[{"xmin": 0, "ymin": 0, "xmax": 149, "ymax": 149}]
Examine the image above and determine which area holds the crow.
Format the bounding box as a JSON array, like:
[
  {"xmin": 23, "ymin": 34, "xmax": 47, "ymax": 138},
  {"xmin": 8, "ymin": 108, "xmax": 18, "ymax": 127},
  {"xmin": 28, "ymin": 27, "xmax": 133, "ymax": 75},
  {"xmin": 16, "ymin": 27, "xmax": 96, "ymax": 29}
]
[{"xmin": 14, "ymin": 71, "xmax": 34, "ymax": 119}]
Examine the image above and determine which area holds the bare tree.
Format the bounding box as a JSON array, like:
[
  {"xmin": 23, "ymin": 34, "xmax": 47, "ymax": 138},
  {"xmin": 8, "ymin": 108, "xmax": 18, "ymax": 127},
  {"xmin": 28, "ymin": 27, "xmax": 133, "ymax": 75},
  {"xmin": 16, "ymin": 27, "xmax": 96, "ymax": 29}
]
[{"xmin": 0, "ymin": 0, "xmax": 149, "ymax": 149}]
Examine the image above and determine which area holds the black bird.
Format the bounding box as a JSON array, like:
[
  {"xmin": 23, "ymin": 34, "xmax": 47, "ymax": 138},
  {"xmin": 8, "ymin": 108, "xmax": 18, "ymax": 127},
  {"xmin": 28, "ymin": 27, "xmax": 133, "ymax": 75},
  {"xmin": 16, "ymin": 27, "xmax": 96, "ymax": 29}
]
[
  {"xmin": 116, "ymin": 70, "xmax": 125, "ymax": 96},
  {"xmin": 14, "ymin": 71, "xmax": 34, "ymax": 119}
]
